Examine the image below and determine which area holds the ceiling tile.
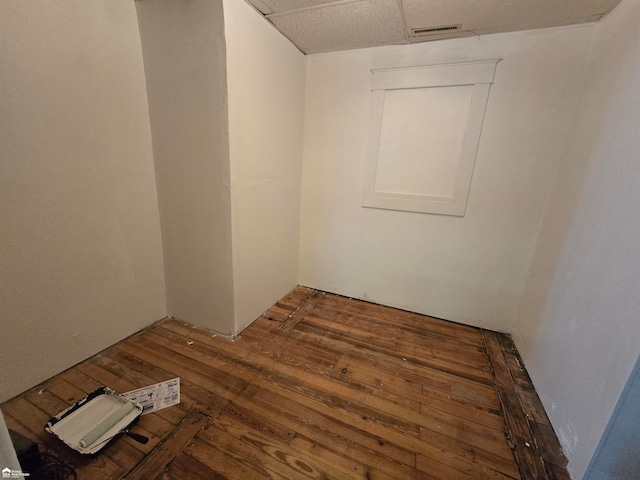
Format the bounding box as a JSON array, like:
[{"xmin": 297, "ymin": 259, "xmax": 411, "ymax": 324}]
[
  {"xmin": 402, "ymin": 0, "xmax": 622, "ymax": 36},
  {"xmin": 268, "ymin": 0, "xmax": 406, "ymax": 54},
  {"xmin": 251, "ymin": 0, "xmax": 349, "ymax": 15}
]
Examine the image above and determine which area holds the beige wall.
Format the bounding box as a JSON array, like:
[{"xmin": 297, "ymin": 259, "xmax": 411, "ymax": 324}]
[
  {"xmin": 513, "ymin": 0, "xmax": 640, "ymax": 477},
  {"xmin": 223, "ymin": 0, "xmax": 306, "ymax": 334},
  {"xmin": 0, "ymin": 0, "xmax": 166, "ymax": 403},
  {"xmin": 136, "ymin": 0, "xmax": 235, "ymax": 334},
  {"xmin": 299, "ymin": 25, "xmax": 594, "ymax": 331}
]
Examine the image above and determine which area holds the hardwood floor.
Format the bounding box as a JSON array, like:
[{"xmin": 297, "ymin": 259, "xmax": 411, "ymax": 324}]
[{"xmin": 1, "ymin": 287, "xmax": 570, "ymax": 479}]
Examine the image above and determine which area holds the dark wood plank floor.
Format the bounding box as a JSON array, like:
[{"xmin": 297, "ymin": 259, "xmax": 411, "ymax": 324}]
[{"xmin": 1, "ymin": 287, "xmax": 570, "ymax": 479}]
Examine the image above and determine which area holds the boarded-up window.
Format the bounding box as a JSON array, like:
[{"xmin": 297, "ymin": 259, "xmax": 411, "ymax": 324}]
[{"xmin": 362, "ymin": 60, "xmax": 499, "ymax": 216}]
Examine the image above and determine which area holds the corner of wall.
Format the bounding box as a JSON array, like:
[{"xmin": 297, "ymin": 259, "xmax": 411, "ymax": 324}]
[
  {"xmin": 136, "ymin": 0, "xmax": 235, "ymax": 335},
  {"xmin": 223, "ymin": 0, "xmax": 307, "ymax": 335}
]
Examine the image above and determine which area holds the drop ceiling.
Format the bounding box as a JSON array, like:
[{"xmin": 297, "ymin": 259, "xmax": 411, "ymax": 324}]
[{"xmin": 244, "ymin": 0, "xmax": 624, "ymax": 54}]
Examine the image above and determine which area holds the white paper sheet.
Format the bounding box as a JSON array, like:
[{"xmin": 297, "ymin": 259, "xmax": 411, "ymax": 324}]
[{"xmin": 123, "ymin": 378, "xmax": 180, "ymax": 415}]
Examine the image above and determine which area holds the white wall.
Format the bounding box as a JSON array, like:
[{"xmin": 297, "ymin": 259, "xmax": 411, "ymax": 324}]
[
  {"xmin": 223, "ymin": 0, "xmax": 306, "ymax": 334},
  {"xmin": 513, "ymin": 0, "xmax": 640, "ymax": 477},
  {"xmin": 299, "ymin": 25, "xmax": 594, "ymax": 331},
  {"xmin": 136, "ymin": 0, "xmax": 236, "ymax": 334},
  {"xmin": 0, "ymin": 0, "xmax": 166, "ymax": 403}
]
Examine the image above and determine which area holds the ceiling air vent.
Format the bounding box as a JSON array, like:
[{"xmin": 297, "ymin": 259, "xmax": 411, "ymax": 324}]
[{"xmin": 410, "ymin": 24, "xmax": 462, "ymax": 36}]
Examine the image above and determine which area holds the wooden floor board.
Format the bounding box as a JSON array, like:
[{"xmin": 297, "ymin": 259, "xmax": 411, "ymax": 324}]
[
  {"xmin": 238, "ymin": 383, "xmax": 417, "ymax": 468},
  {"xmin": 124, "ymin": 411, "xmax": 209, "ymax": 480},
  {"xmin": 184, "ymin": 437, "xmax": 273, "ymax": 479},
  {"xmin": 299, "ymin": 310, "xmax": 494, "ymax": 382},
  {"xmin": 287, "ymin": 320, "xmax": 501, "ymax": 407},
  {"xmin": 1, "ymin": 286, "xmax": 570, "ymax": 479},
  {"xmin": 310, "ymin": 301, "xmax": 490, "ymax": 362},
  {"xmin": 156, "ymin": 451, "xmax": 228, "ymax": 480},
  {"xmin": 317, "ymin": 294, "xmax": 485, "ymax": 347}
]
